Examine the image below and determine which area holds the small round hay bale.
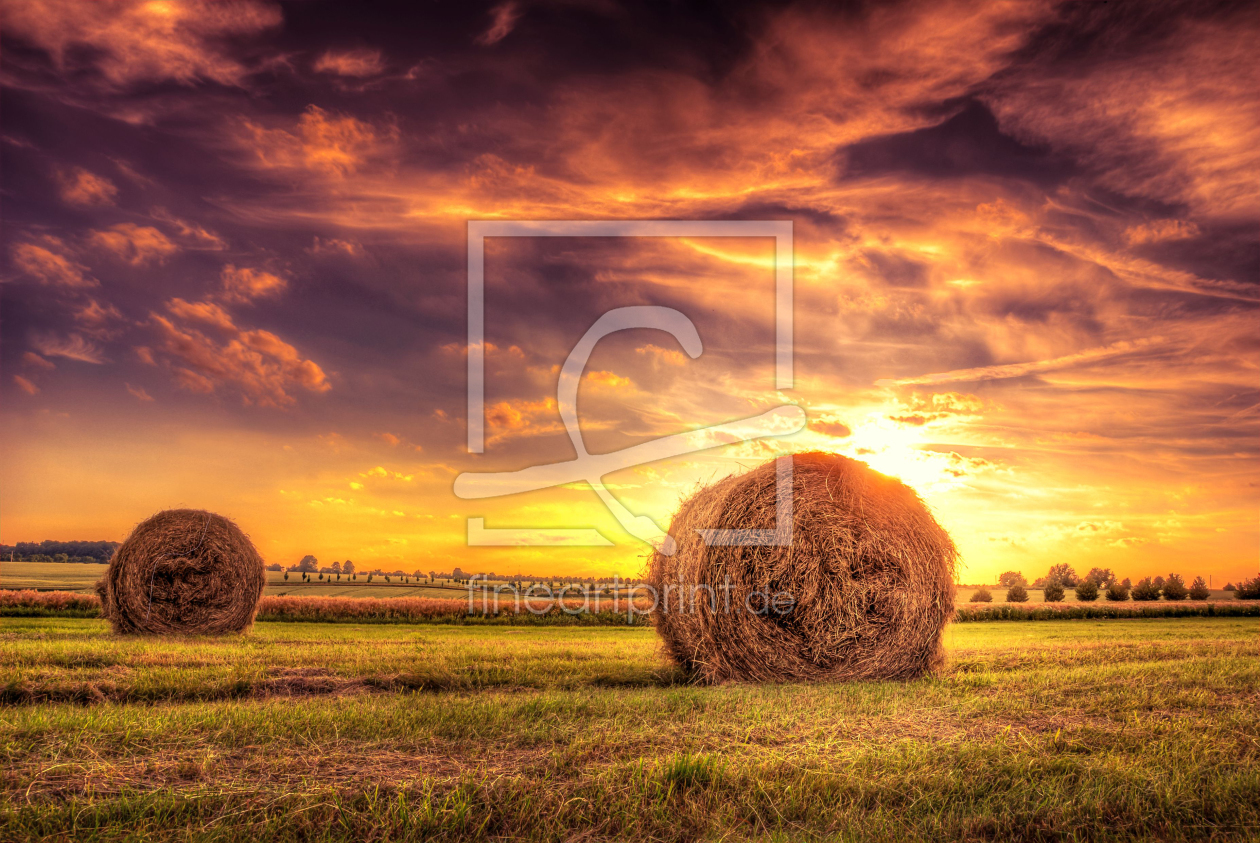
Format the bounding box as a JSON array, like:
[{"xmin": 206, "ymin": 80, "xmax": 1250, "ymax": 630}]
[
  {"xmin": 648, "ymin": 452, "xmax": 956, "ymax": 683},
  {"xmin": 103, "ymin": 509, "xmax": 265, "ymax": 635}
]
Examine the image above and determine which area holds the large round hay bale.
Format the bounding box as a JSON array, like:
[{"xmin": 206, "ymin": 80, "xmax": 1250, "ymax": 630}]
[
  {"xmin": 648, "ymin": 452, "xmax": 956, "ymax": 683},
  {"xmin": 101, "ymin": 509, "xmax": 266, "ymax": 635}
]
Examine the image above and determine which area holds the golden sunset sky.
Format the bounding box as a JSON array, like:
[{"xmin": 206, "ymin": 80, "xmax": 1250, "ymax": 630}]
[{"xmin": 2, "ymin": 0, "xmax": 1257, "ymax": 584}]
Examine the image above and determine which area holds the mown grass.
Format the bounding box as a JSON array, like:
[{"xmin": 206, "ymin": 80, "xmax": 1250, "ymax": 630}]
[{"xmin": 1, "ymin": 618, "xmax": 1258, "ymax": 841}]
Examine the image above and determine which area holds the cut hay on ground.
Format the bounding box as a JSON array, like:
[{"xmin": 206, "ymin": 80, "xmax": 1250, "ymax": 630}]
[
  {"xmin": 648, "ymin": 452, "xmax": 956, "ymax": 683},
  {"xmin": 98, "ymin": 509, "xmax": 265, "ymax": 635}
]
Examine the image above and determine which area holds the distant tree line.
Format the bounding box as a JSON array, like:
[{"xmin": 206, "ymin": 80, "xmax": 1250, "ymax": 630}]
[
  {"xmin": 974, "ymin": 564, "xmax": 1259, "ymax": 603},
  {"xmin": 1, "ymin": 540, "xmax": 119, "ymax": 563}
]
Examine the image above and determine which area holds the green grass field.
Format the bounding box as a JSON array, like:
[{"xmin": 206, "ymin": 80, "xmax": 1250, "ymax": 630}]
[{"xmin": 2, "ymin": 616, "xmax": 1258, "ymax": 841}]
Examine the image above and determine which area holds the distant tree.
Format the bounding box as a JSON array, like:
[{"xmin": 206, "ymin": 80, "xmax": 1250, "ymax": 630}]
[
  {"xmin": 318, "ymin": 572, "xmax": 324, "ymax": 581},
  {"xmin": 283, "ymin": 571, "xmax": 289, "ymax": 581},
  {"xmin": 1074, "ymin": 579, "xmax": 1099, "ymax": 601},
  {"xmin": 293, "ymin": 555, "xmax": 318, "ymax": 573},
  {"xmin": 1043, "ymin": 581, "xmax": 1066, "ymax": 602},
  {"xmin": 265, "ymin": 563, "xmax": 282, "ymax": 572},
  {"xmin": 1084, "ymin": 567, "xmax": 1115, "ymax": 587},
  {"xmin": 1234, "ymin": 576, "xmax": 1260, "ymax": 600},
  {"xmin": 1045, "ymin": 564, "xmax": 1078, "ymax": 587},
  {"xmin": 330, "ymin": 560, "xmax": 342, "ymax": 574},
  {"xmin": 1006, "ymin": 583, "xmax": 1029, "ymax": 603},
  {"xmin": 1223, "ymin": 582, "xmax": 1235, "ymax": 591},
  {"xmin": 970, "ymin": 587, "xmax": 993, "ymax": 603},
  {"xmin": 1131, "ymin": 577, "xmax": 1160, "ymax": 601},
  {"xmin": 1106, "ymin": 580, "xmax": 1130, "ymax": 601},
  {"xmin": 1153, "ymin": 575, "xmax": 1166, "ymax": 590},
  {"xmin": 367, "ymin": 574, "xmax": 373, "ymax": 583},
  {"xmin": 998, "ymin": 571, "xmax": 1027, "ymax": 588},
  {"xmin": 336, "ymin": 573, "xmax": 341, "ymax": 581},
  {"xmin": 1188, "ymin": 577, "xmax": 1210, "ymax": 600},
  {"xmin": 1121, "ymin": 577, "xmax": 1132, "ymax": 588},
  {"xmin": 1161, "ymin": 573, "xmax": 1188, "ymax": 601},
  {"xmin": 385, "ymin": 575, "xmax": 391, "ymax": 583}
]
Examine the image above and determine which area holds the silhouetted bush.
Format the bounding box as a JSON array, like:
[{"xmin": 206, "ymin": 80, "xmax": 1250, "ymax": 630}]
[
  {"xmin": 1043, "ymin": 582, "xmax": 1065, "ymax": 602},
  {"xmin": 970, "ymin": 587, "xmax": 993, "ymax": 603},
  {"xmin": 1235, "ymin": 576, "xmax": 1260, "ymax": 600},
  {"xmin": 1188, "ymin": 577, "xmax": 1210, "ymax": 600},
  {"xmin": 1131, "ymin": 577, "xmax": 1161, "ymax": 601},
  {"xmin": 1005, "ymin": 584, "xmax": 1028, "ymax": 603},
  {"xmin": 1106, "ymin": 580, "xmax": 1130, "ymax": 601},
  {"xmin": 1161, "ymin": 573, "xmax": 1188, "ymax": 601},
  {"xmin": 1074, "ymin": 579, "xmax": 1099, "ymax": 601}
]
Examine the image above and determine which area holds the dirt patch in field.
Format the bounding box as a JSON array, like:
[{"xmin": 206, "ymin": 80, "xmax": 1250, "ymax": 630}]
[
  {"xmin": 6, "ymin": 745, "xmax": 556, "ymax": 802},
  {"xmin": 0, "ymin": 667, "xmax": 540, "ymax": 706}
]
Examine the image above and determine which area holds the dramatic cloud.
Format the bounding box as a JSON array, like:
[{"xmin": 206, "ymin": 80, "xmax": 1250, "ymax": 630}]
[
  {"xmin": 1, "ymin": 0, "xmax": 1255, "ymax": 583},
  {"xmin": 58, "ymin": 168, "xmax": 118, "ymax": 206},
  {"xmin": 241, "ymin": 105, "xmax": 394, "ymax": 177},
  {"xmin": 88, "ymin": 223, "xmax": 178, "ymax": 265},
  {"xmin": 3, "ymin": 0, "xmax": 283, "ymax": 88},
  {"xmin": 10, "ymin": 240, "xmax": 96, "ymax": 288},
  {"xmin": 219, "ymin": 265, "xmax": 288, "ymax": 303},
  {"xmin": 313, "ymin": 49, "xmax": 385, "ymax": 77},
  {"xmin": 73, "ymin": 299, "xmax": 126, "ymax": 337},
  {"xmin": 147, "ymin": 299, "xmax": 330, "ymax": 407},
  {"xmin": 476, "ymin": 2, "xmax": 521, "ymax": 46}
]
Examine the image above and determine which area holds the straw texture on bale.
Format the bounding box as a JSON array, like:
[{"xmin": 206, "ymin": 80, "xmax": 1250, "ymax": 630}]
[
  {"xmin": 101, "ymin": 509, "xmax": 266, "ymax": 635},
  {"xmin": 648, "ymin": 452, "xmax": 956, "ymax": 683}
]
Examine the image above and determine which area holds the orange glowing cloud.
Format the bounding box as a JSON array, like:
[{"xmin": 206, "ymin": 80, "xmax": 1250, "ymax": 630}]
[
  {"xmin": 88, "ymin": 223, "xmax": 178, "ymax": 266},
  {"xmin": 242, "ymin": 105, "xmax": 395, "ymax": 177},
  {"xmin": 58, "ymin": 167, "xmax": 118, "ymax": 206},
  {"xmin": 13, "ymin": 375, "xmax": 40, "ymax": 396},
  {"xmin": 2, "ymin": 0, "xmax": 283, "ymax": 89},
  {"xmin": 148, "ymin": 300, "xmax": 330, "ymax": 407},
  {"xmin": 11, "ymin": 239, "xmax": 96, "ymax": 288},
  {"xmin": 313, "ymin": 49, "xmax": 385, "ymax": 77},
  {"xmin": 219, "ymin": 264, "xmax": 288, "ymax": 303}
]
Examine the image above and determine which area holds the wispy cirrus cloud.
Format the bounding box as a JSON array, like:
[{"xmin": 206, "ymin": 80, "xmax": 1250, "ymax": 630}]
[
  {"xmin": 877, "ymin": 339, "xmax": 1167, "ymax": 386},
  {"xmin": 313, "ymin": 49, "xmax": 385, "ymax": 77},
  {"xmin": 30, "ymin": 332, "xmax": 106, "ymax": 364}
]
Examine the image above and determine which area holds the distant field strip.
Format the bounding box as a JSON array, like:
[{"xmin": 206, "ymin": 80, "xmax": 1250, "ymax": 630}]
[{"xmin": 3, "ymin": 589, "xmax": 1257, "ymax": 626}]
